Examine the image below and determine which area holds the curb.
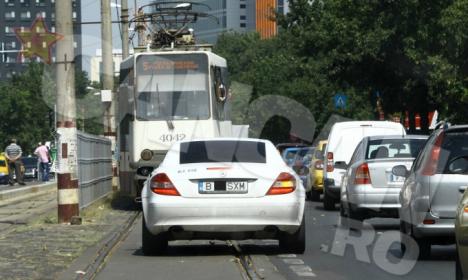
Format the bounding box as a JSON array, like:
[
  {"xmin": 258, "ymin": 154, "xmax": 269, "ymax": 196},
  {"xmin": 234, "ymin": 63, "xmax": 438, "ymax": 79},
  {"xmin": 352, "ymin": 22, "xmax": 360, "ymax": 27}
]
[
  {"xmin": 0, "ymin": 182, "xmax": 56, "ymax": 203},
  {"xmin": 57, "ymin": 211, "xmax": 141, "ymax": 280}
]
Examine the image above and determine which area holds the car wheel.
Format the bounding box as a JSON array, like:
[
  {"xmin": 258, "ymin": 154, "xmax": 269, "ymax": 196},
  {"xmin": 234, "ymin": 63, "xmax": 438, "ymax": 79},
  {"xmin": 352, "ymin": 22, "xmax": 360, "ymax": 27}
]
[
  {"xmin": 310, "ymin": 188, "xmax": 320, "ymax": 202},
  {"xmin": 142, "ymin": 216, "xmax": 167, "ymax": 256},
  {"xmin": 400, "ymin": 221, "xmax": 407, "ymax": 253},
  {"xmin": 456, "ymin": 249, "xmax": 464, "ymax": 280},
  {"xmin": 279, "ymin": 215, "xmax": 306, "ymax": 254},
  {"xmin": 348, "ymin": 207, "xmax": 364, "ymax": 223},
  {"xmin": 306, "ymin": 191, "xmax": 312, "ymax": 201},
  {"xmin": 323, "ymin": 191, "xmax": 336, "ymax": 210},
  {"xmin": 339, "ymin": 202, "xmax": 349, "ymax": 227},
  {"xmin": 415, "ymin": 238, "xmax": 431, "ymax": 260}
]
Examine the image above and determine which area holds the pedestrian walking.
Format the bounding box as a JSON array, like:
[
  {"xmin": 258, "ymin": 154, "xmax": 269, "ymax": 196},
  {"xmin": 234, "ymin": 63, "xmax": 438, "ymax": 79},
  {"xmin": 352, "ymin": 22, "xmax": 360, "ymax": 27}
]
[
  {"xmin": 34, "ymin": 141, "xmax": 50, "ymax": 182},
  {"xmin": 4, "ymin": 138, "xmax": 25, "ymax": 186}
]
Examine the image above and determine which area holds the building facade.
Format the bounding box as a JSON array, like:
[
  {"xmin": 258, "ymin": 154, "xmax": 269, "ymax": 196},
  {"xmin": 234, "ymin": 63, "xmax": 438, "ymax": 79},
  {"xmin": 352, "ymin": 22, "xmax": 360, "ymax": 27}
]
[
  {"xmin": 0, "ymin": 0, "xmax": 82, "ymax": 80},
  {"xmin": 89, "ymin": 49, "xmax": 130, "ymax": 83},
  {"xmin": 186, "ymin": 0, "xmax": 288, "ymax": 43}
]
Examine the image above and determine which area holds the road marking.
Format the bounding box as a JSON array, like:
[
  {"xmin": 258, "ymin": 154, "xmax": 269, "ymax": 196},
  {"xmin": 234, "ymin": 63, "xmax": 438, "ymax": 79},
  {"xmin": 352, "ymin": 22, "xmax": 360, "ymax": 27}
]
[
  {"xmin": 282, "ymin": 258, "xmax": 304, "ymax": 265},
  {"xmin": 277, "ymin": 254, "xmax": 297, "ymax": 258},
  {"xmin": 289, "ymin": 265, "xmax": 317, "ymax": 277},
  {"xmin": 277, "ymin": 254, "xmax": 317, "ymax": 277}
]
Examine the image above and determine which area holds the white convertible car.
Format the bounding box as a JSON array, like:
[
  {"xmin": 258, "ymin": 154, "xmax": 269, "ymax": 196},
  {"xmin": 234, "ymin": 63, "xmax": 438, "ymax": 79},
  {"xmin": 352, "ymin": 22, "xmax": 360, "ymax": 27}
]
[{"xmin": 141, "ymin": 138, "xmax": 306, "ymax": 255}]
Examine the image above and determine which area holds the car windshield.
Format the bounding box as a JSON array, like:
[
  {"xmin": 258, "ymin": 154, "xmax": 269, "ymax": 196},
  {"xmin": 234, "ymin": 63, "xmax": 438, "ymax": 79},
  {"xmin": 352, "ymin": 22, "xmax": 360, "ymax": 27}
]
[
  {"xmin": 366, "ymin": 138, "xmax": 427, "ymax": 159},
  {"xmin": 0, "ymin": 160, "xmax": 6, "ymax": 167},
  {"xmin": 180, "ymin": 141, "xmax": 266, "ymax": 164}
]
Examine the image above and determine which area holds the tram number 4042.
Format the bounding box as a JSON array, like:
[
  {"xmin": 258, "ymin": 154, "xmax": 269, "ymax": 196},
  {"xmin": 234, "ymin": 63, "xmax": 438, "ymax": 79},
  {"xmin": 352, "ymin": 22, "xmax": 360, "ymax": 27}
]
[{"xmin": 159, "ymin": 134, "xmax": 186, "ymax": 143}]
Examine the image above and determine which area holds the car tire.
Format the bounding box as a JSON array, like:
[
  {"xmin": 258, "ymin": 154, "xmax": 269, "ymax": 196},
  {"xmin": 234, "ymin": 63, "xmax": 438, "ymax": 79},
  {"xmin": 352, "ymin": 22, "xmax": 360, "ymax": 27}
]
[
  {"xmin": 348, "ymin": 207, "xmax": 364, "ymax": 222},
  {"xmin": 142, "ymin": 217, "xmax": 168, "ymax": 256},
  {"xmin": 310, "ymin": 188, "xmax": 320, "ymax": 202},
  {"xmin": 339, "ymin": 202, "xmax": 349, "ymax": 227},
  {"xmin": 399, "ymin": 221, "xmax": 408, "ymax": 254},
  {"xmin": 323, "ymin": 191, "xmax": 336, "ymax": 211},
  {"xmin": 415, "ymin": 238, "xmax": 431, "ymax": 260},
  {"xmin": 399, "ymin": 221, "xmax": 431, "ymax": 259},
  {"xmin": 456, "ymin": 249, "xmax": 464, "ymax": 280},
  {"xmin": 279, "ymin": 216, "xmax": 306, "ymax": 254}
]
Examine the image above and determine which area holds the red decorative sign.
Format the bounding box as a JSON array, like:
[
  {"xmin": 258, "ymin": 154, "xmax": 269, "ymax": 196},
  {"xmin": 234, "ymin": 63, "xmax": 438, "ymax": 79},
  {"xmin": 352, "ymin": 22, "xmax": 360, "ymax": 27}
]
[{"xmin": 15, "ymin": 17, "xmax": 63, "ymax": 64}]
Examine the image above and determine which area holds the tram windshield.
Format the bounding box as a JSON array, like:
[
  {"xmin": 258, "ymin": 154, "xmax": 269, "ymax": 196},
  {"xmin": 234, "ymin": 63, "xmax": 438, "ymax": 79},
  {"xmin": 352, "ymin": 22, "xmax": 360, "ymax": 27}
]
[{"xmin": 136, "ymin": 53, "xmax": 210, "ymax": 120}]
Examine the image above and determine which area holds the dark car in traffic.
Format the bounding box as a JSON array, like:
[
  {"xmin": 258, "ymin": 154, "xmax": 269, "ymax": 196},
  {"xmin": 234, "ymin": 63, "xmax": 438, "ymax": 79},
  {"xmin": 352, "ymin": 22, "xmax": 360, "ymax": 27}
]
[{"xmin": 21, "ymin": 156, "xmax": 38, "ymax": 180}]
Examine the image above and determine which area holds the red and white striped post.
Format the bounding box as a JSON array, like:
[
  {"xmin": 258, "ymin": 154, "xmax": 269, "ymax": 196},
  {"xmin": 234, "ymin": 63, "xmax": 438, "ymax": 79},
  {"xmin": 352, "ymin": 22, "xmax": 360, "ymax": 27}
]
[
  {"xmin": 56, "ymin": 0, "xmax": 79, "ymax": 223},
  {"xmin": 56, "ymin": 122, "xmax": 79, "ymax": 223}
]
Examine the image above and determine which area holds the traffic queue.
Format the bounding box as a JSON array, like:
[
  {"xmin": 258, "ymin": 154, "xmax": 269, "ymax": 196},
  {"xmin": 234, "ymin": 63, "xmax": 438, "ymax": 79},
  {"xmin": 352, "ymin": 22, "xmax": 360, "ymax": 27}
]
[{"xmin": 140, "ymin": 120, "xmax": 468, "ymax": 279}]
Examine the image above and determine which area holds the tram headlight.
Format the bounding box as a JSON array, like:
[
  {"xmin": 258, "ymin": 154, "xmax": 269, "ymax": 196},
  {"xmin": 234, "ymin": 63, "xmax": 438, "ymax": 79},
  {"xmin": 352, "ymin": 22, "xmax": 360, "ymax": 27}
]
[{"xmin": 141, "ymin": 149, "xmax": 153, "ymax": 161}]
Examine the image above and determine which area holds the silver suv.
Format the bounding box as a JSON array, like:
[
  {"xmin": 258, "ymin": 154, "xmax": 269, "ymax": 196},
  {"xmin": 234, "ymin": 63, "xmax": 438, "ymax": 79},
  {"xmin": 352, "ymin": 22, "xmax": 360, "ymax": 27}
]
[{"xmin": 395, "ymin": 125, "xmax": 468, "ymax": 259}]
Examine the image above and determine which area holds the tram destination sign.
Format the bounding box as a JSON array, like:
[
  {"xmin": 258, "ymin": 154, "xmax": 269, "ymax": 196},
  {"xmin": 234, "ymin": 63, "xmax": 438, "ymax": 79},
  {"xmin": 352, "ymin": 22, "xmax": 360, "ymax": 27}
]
[{"xmin": 137, "ymin": 53, "xmax": 208, "ymax": 74}]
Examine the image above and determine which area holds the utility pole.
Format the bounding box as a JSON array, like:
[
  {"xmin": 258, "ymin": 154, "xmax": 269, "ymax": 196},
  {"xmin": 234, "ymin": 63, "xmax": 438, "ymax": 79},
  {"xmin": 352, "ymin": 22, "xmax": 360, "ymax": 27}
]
[
  {"xmin": 101, "ymin": 0, "xmax": 118, "ymax": 190},
  {"xmin": 121, "ymin": 0, "xmax": 130, "ymax": 59},
  {"xmin": 56, "ymin": 0, "xmax": 79, "ymax": 223}
]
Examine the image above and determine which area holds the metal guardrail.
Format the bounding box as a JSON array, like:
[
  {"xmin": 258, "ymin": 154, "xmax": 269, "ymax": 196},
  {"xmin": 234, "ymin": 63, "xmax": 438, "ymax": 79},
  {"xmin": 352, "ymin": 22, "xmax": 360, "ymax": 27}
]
[{"xmin": 77, "ymin": 131, "xmax": 113, "ymax": 209}]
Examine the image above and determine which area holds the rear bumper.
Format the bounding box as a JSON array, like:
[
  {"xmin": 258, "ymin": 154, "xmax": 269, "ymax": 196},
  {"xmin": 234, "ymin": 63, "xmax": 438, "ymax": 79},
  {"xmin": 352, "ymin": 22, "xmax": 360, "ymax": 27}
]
[
  {"xmin": 143, "ymin": 195, "xmax": 304, "ymax": 236},
  {"xmin": 413, "ymin": 219, "xmax": 455, "ymax": 239},
  {"xmin": 348, "ymin": 186, "xmax": 401, "ymax": 210}
]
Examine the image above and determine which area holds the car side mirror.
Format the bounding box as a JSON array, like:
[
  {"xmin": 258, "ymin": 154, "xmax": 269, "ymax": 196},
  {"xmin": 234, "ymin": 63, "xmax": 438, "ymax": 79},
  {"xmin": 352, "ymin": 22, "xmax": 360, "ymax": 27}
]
[{"xmin": 392, "ymin": 165, "xmax": 409, "ymax": 178}]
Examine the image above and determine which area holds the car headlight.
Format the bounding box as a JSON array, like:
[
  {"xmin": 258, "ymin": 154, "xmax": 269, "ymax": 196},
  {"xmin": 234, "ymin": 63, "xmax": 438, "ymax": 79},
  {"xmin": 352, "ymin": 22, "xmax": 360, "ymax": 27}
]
[
  {"xmin": 141, "ymin": 149, "xmax": 153, "ymax": 161},
  {"xmin": 0, "ymin": 173, "xmax": 4, "ymax": 176}
]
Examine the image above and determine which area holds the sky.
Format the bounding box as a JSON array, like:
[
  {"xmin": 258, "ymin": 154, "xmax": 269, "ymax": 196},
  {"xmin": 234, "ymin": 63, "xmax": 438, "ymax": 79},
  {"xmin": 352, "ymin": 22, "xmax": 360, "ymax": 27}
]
[{"xmin": 80, "ymin": 0, "xmax": 152, "ymax": 74}]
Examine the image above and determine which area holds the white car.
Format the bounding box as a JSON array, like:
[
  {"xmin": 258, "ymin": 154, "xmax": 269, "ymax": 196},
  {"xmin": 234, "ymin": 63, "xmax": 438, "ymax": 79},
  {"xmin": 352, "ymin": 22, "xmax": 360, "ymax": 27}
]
[
  {"xmin": 141, "ymin": 138, "xmax": 306, "ymax": 255},
  {"xmin": 322, "ymin": 121, "xmax": 406, "ymax": 210}
]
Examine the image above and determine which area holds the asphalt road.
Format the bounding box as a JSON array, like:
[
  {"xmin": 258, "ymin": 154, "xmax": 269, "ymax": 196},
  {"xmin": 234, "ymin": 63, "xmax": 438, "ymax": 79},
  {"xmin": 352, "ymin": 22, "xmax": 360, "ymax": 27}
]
[{"xmin": 94, "ymin": 199, "xmax": 456, "ymax": 280}]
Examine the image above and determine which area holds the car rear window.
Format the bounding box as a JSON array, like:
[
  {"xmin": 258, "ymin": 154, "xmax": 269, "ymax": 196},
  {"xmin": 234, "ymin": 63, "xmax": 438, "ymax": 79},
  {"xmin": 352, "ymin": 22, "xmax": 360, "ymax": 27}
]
[
  {"xmin": 439, "ymin": 131, "xmax": 468, "ymax": 174},
  {"xmin": 21, "ymin": 157, "xmax": 37, "ymax": 166},
  {"xmin": 366, "ymin": 138, "xmax": 426, "ymax": 159},
  {"xmin": 180, "ymin": 141, "xmax": 266, "ymax": 164}
]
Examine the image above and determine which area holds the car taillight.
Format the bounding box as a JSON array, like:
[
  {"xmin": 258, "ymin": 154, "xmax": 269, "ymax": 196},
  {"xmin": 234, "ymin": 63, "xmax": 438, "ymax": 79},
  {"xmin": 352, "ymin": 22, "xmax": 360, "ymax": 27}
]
[
  {"xmin": 267, "ymin": 172, "xmax": 296, "ymax": 195},
  {"xmin": 354, "ymin": 163, "xmax": 371, "ymax": 185},
  {"xmin": 150, "ymin": 173, "xmax": 180, "ymax": 196},
  {"xmin": 314, "ymin": 160, "xmax": 324, "ymax": 170},
  {"xmin": 326, "ymin": 152, "xmax": 334, "ymax": 172},
  {"xmin": 422, "ymin": 133, "xmax": 444, "ymax": 176}
]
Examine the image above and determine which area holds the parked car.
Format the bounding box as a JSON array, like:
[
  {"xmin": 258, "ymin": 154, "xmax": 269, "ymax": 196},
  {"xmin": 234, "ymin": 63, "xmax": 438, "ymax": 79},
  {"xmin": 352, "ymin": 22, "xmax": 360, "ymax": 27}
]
[
  {"xmin": 323, "ymin": 121, "xmax": 406, "ymax": 210},
  {"xmin": 307, "ymin": 140, "xmax": 327, "ymax": 201},
  {"xmin": 21, "ymin": 156, "xmax": 38, "ymax": 180},
  {"xmin": 0, "ymin": 153, "xmax": 9, "ymax": 185},
  {"xmin": 339, "ymin": 135, "xmax": 427, "ymax": 224},
  {"xmin": 141, "ymin": 138, "xmax": 306, "ymax": 255},
  {"xmin": 396, "ymin": 125, "xmax": 468, "ymax": 259},
  {"xmin": 455, "ymin": 187, "xmax": 468, "ymax": 280}
]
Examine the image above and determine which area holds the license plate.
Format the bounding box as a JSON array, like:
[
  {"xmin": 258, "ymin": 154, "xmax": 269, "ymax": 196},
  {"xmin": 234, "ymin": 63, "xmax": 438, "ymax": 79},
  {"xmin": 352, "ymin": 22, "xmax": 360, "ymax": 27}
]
[
  {"xmin": 198, "ymin": 181, "xmax": 248, "ymax": 194},
  {"xmin": 388, "ymin": 174, "xmax": 405, "ymax": 183}
]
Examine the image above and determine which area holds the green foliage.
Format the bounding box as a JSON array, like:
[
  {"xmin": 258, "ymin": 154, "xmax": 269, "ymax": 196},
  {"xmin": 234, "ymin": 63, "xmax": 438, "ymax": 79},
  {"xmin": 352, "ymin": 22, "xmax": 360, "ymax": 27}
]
[
  {"xmin": 215, "ymin": 0, "xmax": 468, "ymax": 141},
  {"xmin": 0, "ymin": 63, "xmax": 102, "ymax": 154}
]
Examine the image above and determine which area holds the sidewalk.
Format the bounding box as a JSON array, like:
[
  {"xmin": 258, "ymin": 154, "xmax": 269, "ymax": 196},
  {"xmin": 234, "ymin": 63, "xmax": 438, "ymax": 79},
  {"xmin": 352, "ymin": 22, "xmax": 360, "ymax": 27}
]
[{"xmin": 0, "ymin": 188, "xmax": 138, "ymax": 280}]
